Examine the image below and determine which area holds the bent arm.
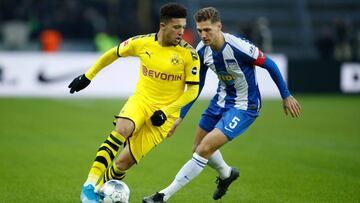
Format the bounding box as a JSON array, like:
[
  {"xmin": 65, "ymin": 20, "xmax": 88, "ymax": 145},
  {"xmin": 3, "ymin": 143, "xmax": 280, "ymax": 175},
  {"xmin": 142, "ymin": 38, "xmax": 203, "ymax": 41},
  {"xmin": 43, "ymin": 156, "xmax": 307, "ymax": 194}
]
[
  {"xmin": 161, "ymin": 84, "xmax": 199, "ymax": 116},
  {"xmin": 179, "ymin": 64, "xmax": 208, "ymax": 118},
  {"xmin": 259, "ymin": 57, "xmax": 291, "ymax": 99},
  {"xmin": 257, "ymin": 56, "xmax": 301, "ymax": 117},
  {"xmin": 85, "ymin": 47, "xmax": 119, "ymax": 80}
]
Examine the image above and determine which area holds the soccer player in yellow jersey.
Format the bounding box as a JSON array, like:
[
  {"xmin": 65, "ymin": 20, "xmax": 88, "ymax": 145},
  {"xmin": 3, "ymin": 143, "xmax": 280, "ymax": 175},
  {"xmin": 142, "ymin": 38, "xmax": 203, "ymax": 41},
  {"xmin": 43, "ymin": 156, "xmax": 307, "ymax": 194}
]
[{"xmin": 68, "ymin": 3, "xmax": 200, "ymax": 203}]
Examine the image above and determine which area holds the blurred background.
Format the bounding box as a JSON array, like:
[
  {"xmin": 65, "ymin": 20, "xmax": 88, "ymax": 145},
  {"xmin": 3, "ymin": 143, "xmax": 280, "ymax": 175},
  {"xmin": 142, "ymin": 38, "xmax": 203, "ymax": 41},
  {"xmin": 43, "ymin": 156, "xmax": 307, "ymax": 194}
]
[
  {"xmin": 1, "ymin": 1, "xmax": 360, "ymax": 202},
  {"xmin": 0, "ymin": 0, "xmax": 360, "ymax": 96},
  {"xmin": 0, "ymin": 0, "xmax": 360, "ymax": 59}
]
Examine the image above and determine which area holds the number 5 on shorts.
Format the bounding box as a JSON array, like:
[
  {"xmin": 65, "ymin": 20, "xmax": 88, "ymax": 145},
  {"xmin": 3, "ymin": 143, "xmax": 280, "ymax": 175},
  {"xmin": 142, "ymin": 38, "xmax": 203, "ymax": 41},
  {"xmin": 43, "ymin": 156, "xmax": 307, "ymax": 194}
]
[{"xmin": 227, "ymin": 116, "xmax": 240, "ymax": 130}]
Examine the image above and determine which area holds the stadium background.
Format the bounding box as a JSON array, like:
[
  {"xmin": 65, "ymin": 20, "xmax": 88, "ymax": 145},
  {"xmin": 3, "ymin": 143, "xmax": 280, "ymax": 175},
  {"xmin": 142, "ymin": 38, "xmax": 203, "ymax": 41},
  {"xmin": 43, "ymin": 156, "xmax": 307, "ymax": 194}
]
[{"xmin": 0, "ymin": 0, "xmax": 359, "ymax": 202}]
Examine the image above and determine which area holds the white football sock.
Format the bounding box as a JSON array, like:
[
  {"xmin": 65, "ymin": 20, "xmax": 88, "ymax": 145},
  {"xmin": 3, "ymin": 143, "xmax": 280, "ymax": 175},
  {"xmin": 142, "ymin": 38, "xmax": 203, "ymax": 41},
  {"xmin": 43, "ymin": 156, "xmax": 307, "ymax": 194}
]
[
  {"xmin": 208, "ymin": 150, "xmax": 231, "ymax": 179},
  {"xmin": 160, "ymin": 153, "xmax": 208, "ymax": 201}
]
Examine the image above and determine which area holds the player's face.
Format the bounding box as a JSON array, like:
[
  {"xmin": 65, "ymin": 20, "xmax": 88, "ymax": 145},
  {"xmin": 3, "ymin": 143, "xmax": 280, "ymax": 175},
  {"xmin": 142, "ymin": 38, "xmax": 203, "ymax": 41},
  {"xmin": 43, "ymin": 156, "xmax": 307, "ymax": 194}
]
[
  {"xmin": 161, "ymin": 18, "xmax": 186, "ymax": 46},
  {"xmin": 196, "ymin": 20, "xmax": 222, "ymax": 46}
]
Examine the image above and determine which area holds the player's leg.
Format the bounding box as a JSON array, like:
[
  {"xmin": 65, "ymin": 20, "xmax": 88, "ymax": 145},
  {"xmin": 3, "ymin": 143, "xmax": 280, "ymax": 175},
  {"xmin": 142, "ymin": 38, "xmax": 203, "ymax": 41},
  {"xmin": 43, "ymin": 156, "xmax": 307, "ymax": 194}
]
[
  {"xmin": 191, "ymin": 127, "xmax": 207, "ymax": 152},
  {"xmin": 193, "ymin": 127, "xmax": 232, "ymax": 181},
  {"xmin": 143, "ymin": 151, "xmax": 209, "ymax": 202},
  {"xmin": 85, "ymin": 118, "xmax": 133, "ymax": 186},
  {"xmin": 84, "ymin": 95, "xmax": 146, "ymax": 184},
  {"xmin": 101, "ymin": 104, "xmax": 174, "ymax": 195},
  {"xmin": 81, "ymin": 118, "xmax": 134, "ymax": 203},
  {"xmin": 194, "ymin": 116, "xmax": 233, "ymax": 185},
  {"xmin": 158, "ymin": 129, "xmax": 229, "ymax": 201},
  {"xmin": 197, "ymin": 129, "xmax": 239, "ymax": 200},
  {"xmin": 81, "ymin": 96, "xmax": 145, "ymax": 203},
  {"xmin": 143, "ymin": 105, "xmax": 221, "ymax": 202},
  {"xmin": 210, "ymin": 109, "xmax": 258, "ymax": 200},
  {"xmin": 146, "ymin": 109, "xmax": 258, "ymax": 202},
  {"xmin": 95, "ymin": 143, "xmax": 136, "ymax": 191},
  {"xmin": 143, "ymin": 129, "xmax": 227, "ymax": 202}
]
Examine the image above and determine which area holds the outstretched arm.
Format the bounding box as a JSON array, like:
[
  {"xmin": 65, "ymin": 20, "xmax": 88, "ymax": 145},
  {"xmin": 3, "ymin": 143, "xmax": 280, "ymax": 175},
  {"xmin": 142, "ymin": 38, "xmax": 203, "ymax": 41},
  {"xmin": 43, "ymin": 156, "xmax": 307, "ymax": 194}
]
[
  {"xmin": 258, "ymin": 57, "xmax": 290, "ymax": 99},
  {"xmin": 85, "ymin": 47, "xmax": 119, "ymax": 80},
  {"xmin": 257, "ymin": 56, "xmax": 301, "ymax": 118},
  {"xmin": 68, "ymin": 47, "xmax": 119, "ymax": 94}
]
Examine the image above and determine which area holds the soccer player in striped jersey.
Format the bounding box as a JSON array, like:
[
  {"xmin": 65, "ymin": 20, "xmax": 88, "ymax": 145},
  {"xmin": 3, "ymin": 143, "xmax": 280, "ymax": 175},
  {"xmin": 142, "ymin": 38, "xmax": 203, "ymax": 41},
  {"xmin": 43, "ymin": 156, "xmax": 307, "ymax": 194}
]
[
  {"xmin": 143, "ymin": 7, "xmax": 301, "ymax": 202},
  {"xmin": 68, "ymin": 3, "xmax": 200, "ymax": 203}
]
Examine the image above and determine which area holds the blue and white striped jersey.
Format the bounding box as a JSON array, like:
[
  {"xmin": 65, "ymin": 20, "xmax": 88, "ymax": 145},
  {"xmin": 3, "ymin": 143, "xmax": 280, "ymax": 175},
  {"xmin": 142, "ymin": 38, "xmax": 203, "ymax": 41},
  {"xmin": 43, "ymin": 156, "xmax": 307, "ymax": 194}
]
[
  {"xmin": 197, "ymin": 32, "xmax": 263, "ymax": 112},
  {"xmin": 180, "ymin": 32, "xmax": 290, "ymax": 118}
]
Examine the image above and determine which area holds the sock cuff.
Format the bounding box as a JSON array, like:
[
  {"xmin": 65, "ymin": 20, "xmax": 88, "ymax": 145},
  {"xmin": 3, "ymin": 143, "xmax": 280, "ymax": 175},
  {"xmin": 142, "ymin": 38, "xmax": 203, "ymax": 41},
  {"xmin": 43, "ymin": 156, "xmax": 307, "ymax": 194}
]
[
  {"xmin": 192, "ymin": 152, "xmax": 208, "ymax": 168},
  {"xmin": 112, "ymin": 162, "xmax": 126, "ymax": 174},
  {"xmin": 110, "ymin": 130, "xmax": 126, "ymax": 144}
]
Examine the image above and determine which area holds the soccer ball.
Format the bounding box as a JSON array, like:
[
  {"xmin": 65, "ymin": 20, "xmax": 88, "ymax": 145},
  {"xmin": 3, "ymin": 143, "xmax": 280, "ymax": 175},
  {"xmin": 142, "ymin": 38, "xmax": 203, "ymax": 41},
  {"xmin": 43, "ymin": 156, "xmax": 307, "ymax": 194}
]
[{"xmin": 99, "ymin": 180, "xmax": 130, "ymax": 203}]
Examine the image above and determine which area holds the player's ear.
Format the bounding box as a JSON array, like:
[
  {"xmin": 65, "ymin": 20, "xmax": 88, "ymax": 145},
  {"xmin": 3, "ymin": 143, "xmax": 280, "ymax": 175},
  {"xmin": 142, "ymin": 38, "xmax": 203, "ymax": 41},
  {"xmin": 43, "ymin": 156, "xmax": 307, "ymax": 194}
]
[
  {"xmin": 217, "ymin": 22, "xmax": 222, "ymax": 30},
  {"xmin": 160, "ymin": 22, "xmax": 166, "ymax": 29}
]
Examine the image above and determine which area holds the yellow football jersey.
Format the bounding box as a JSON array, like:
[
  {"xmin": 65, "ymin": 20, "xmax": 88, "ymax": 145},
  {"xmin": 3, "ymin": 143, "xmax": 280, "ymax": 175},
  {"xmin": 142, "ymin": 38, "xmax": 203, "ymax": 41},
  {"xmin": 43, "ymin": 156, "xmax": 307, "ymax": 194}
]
[{"xmin": 117, "ymin": 33, "xmax": 200, "ymax": 107}]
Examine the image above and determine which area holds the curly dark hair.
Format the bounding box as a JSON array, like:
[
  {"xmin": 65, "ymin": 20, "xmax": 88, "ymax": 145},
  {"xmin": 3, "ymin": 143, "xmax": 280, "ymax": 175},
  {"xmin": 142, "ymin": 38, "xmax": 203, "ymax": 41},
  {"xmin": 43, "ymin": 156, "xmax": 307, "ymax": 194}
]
[
  {"xmin": 194, "ymin": 7, "xmax": 221, "ymax": 23},
  {"xmin": 160, "ymin": 3, "xmax": 187, "ymax": 22}
]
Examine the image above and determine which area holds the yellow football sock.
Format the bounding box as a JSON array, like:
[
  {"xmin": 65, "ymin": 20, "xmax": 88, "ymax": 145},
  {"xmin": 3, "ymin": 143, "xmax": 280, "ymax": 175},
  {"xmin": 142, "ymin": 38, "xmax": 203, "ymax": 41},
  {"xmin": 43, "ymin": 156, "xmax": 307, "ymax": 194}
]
[
  {"xmin": 95, "ymin": 162, "xmax": 127, "ymax": 191},
  {"xmin": 85, "ymin": 130, "xmax": 125, "ymax": 185}
]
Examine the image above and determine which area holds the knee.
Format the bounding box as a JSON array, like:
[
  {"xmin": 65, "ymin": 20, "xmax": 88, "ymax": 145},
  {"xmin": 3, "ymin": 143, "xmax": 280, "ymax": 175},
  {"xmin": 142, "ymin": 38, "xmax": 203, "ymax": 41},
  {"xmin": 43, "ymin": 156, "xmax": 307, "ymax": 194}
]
[
  {"xmin": 114, "ymin": 123, "xmax": 133, "ymax": 139},
  {"xmin": 113, "ymin": 118, "xmax": 134, "ymax": 138},
  {"xmin": 113, "ymin": 159, "xmax": 129, "ymax": 171},
  {"xmin": 195, "ymin": 143, "xmax": 214, "ymax": 158}
]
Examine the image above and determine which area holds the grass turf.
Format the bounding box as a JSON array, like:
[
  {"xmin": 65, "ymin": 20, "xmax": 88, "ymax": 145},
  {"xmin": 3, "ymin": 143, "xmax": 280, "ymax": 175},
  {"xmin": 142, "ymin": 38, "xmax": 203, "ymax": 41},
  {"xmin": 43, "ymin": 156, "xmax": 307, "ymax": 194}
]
[{"xmin": 0, "ymin": 95, "xmax": 359, "ymax": 202}]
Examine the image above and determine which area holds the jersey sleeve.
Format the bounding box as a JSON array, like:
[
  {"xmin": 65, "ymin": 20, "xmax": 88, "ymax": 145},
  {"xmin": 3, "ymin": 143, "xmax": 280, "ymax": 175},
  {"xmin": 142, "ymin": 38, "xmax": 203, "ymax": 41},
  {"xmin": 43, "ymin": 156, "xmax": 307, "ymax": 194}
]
[
  {"xmin": 116, "ymin": 36, "xmax": 143, "ymax": 57},
  {"xmin": 161, "ymin": 83, "xmax": 199, "ymax": 116},
  {"xmin": 260, "ymin": 56, "xmax": 291, "ymax": 99},
  {"xmin": 180, "ymin": 62, "xmax": 208, "ymax": 118},
  {"xmin": 237, "ymin": 37, "xmax": 290, "ymax": 99},
  {"xmin": 85, "ymin": 47, "xmax": 119, "ymax": 80},
  {"xmin": 243, "ymin": 39, "xmax": 290, "ymax": 99},
  {"xmin": 253, "ymin": 49, "xmax": 266, "ymax": 66},
  {"xmin": 184, "ymin": 48, "xmax": 200, "ymax": 84},
  {"xmin": 230, "ymin": 36, "xmax": 264, "ymax": 65}
]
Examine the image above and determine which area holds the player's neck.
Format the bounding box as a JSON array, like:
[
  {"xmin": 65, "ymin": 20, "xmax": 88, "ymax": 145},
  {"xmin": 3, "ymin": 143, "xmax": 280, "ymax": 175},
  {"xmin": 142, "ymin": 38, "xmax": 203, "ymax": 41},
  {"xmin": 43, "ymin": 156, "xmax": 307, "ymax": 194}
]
[
  {"xmin": 210, "ymin": 33, "xmax": 225, "ymax": 52},
  {"xmin": 156, "ymin": 31, "xmax": 172, "ymax": 47}
]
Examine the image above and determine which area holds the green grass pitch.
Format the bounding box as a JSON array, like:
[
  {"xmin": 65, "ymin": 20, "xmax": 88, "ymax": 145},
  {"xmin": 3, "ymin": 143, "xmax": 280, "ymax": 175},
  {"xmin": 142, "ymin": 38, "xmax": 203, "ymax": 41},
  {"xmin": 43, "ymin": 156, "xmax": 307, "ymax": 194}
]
[{"xmin": 0, "ymin": 95, "xmax": 359, "ymax": 202}]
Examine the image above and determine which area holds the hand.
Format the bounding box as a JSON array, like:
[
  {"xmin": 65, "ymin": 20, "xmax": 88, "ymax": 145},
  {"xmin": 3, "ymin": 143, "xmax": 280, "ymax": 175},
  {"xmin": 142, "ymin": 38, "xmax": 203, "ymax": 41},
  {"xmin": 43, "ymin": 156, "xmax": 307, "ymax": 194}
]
[
  {"xmin": 150, "ymin": 110, "xmax": 167, "ymax": 127},
  {"xmin": 167, "ymin": 118, "xmax": 182, "ymax": 138},
  {"xmin": 282, "ymin": 95, "xmax": 301, "ymax": 118},
  {"xmin": 68, "ymin": 74, "xmax": 91, "ymax": 94}
]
